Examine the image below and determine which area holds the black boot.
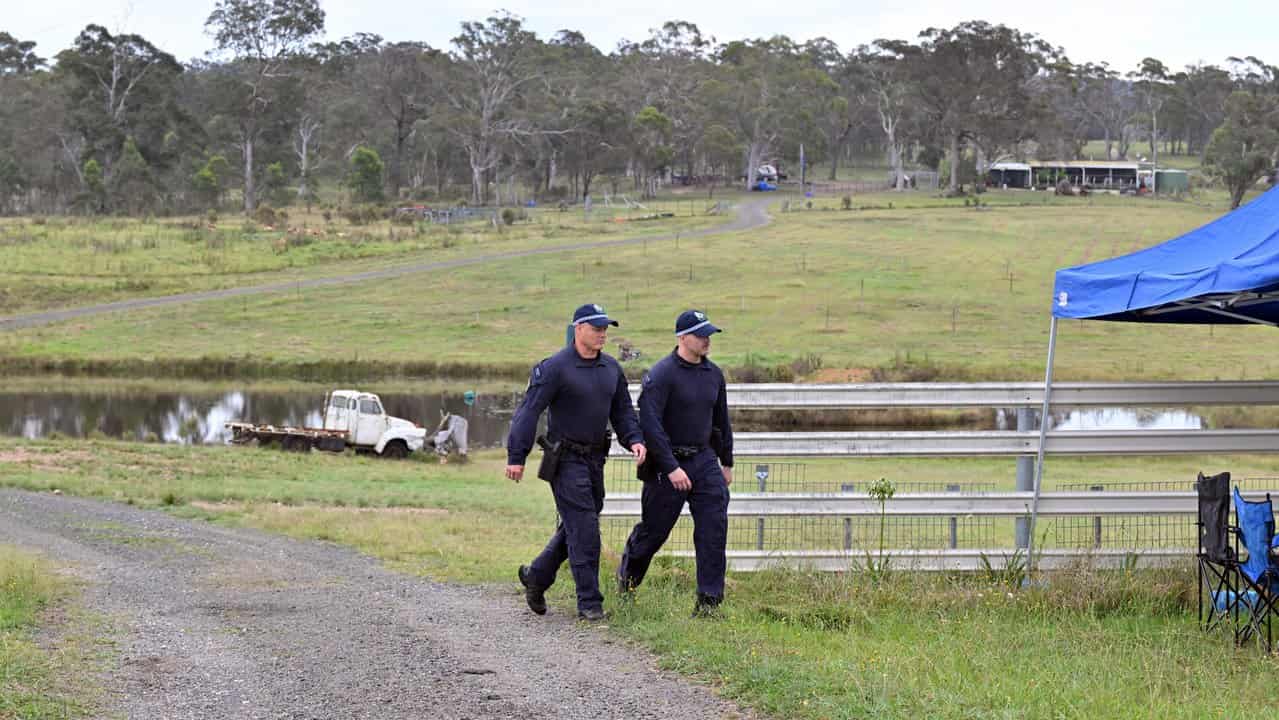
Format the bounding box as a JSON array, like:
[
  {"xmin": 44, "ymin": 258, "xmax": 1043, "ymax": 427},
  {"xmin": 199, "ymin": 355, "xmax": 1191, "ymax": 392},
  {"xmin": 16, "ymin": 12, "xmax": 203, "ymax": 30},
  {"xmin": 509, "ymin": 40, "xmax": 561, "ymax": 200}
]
[
  {"xmin": 518, "ymin": 565, "xmax": 547, "ymax": 615},
  {"xmin": 691, "ymin": 593, "xmax": 722, "ymax": 618},
  {"xmin": 578, "ymin": 607, "xmax": 608, "ymax": 622}
]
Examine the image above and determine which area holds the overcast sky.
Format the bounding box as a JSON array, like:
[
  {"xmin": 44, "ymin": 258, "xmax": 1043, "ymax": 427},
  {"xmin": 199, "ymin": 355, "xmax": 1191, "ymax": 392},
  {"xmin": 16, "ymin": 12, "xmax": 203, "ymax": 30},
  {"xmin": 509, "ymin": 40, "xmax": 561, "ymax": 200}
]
[{"xmin": 13, "ymin": 0, "xmax": 1277, "ymax": 72}]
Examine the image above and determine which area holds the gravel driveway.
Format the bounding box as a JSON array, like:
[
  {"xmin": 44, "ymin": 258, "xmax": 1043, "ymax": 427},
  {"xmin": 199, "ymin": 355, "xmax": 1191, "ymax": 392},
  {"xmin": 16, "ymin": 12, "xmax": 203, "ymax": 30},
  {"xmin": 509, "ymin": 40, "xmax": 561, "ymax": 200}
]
[{"xmin": 0, "ymin": 489, "xmax": 753, "ymax": 719}]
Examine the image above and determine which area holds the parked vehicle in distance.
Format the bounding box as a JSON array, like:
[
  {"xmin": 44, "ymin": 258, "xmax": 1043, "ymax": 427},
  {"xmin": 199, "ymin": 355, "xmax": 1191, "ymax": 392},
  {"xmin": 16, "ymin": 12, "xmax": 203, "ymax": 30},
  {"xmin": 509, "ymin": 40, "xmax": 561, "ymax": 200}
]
[{"xmin": 225, "ymin": 389, "xmax": 427, "ymax": 458}]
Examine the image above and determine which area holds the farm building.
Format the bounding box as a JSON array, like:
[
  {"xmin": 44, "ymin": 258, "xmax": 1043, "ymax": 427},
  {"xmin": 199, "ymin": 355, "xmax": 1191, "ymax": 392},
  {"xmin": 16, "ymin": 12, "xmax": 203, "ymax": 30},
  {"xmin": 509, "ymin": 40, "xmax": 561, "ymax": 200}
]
[{"xmin": 988, "ymin": 161, "xmax": 1187, "ymax": 193}]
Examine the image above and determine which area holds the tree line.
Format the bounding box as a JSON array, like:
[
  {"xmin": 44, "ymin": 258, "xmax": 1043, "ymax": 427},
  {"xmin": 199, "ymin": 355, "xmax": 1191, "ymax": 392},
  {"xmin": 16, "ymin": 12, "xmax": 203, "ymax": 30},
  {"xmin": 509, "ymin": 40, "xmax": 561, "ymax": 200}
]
[{"xmin": 2, "ymin": 1, "xmax": 1278, "ymax": 216}]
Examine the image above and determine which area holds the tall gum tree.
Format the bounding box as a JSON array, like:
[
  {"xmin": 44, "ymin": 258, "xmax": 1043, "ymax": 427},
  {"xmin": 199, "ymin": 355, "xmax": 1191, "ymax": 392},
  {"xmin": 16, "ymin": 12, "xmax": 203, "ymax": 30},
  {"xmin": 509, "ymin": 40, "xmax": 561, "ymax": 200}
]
[{"xmin": 204, "ymin": 0, "xmax": 324, "ymax": 212}]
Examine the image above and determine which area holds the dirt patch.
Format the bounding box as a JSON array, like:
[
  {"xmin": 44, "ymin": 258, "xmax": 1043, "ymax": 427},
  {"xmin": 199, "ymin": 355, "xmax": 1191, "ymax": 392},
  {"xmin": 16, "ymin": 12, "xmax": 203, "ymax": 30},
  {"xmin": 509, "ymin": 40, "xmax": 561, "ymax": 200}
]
[
  {"xmin": 809, "ymin": 367, "xmax": 873, "ymax": 383},
  {"xmin": 0, "ymin": 447, "xmax": 93, "ymax": 473},
  {"xmin": 190, "ymin": 500, "xmax": 449, "ymax": 517}
]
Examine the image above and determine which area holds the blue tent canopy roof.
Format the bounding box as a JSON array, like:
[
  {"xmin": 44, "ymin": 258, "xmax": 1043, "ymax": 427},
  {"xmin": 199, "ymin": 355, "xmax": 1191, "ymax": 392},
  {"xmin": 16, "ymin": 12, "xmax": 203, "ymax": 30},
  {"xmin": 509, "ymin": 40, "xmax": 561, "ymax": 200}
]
[{"xmin": 1052, "ymin": 187, "xmax": 1279, "ymax": 324}]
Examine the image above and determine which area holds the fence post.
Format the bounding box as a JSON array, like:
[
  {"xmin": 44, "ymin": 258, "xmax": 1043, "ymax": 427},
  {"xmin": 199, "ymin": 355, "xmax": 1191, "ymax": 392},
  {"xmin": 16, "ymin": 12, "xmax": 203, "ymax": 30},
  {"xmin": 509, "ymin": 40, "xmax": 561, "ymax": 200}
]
[
  {"xmin": 841, "ymin": 482, "xmax": 856, "ymax": 551},
  {"xmin": 1015, "ymin": 407, "xmax": 1034, "ymax": 548},
  {"xmin": 756, "ymin": 464, "xmax": 769, "ymax": 551},
  {"xmin": 1091, "ymin": 484, "xmax": 1105, "ymax": 548},
  {"xmin": 947, "ymin": 483, "xmax": 960, "ymax": 549}
]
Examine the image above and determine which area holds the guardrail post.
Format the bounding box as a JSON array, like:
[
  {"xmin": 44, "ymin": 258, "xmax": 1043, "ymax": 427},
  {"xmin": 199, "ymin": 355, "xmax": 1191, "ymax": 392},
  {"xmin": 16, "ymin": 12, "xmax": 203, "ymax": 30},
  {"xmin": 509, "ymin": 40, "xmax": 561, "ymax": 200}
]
[
  {"xmin": 756, "ymin": 464, "xmax": 769, "ymax": 551},
  {"xmin": 947, "ymin": 483, "xmax": 960, "ymax": 549},
  {"xmin": 841, "ymin": 482, "xmax": 855, "ymax": 552},
  {"xmin": 1091, "ymin": 484, "xmax": 1104, "ymax": 548},
  {"xmin": 1015, "ymin": 407, "xmax": 1034, "ymax": 548}
]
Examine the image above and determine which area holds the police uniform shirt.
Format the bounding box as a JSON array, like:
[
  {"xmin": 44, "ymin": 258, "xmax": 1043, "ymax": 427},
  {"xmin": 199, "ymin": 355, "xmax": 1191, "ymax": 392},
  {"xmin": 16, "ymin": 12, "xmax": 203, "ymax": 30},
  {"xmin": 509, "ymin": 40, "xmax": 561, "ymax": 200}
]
[
  {"xmin": 506, "ymin": 344, "xmax": 642, "ymax": 466},
  {"xmin": 639, "ymin": 348, "xmax": 734, "ymax": 475}
]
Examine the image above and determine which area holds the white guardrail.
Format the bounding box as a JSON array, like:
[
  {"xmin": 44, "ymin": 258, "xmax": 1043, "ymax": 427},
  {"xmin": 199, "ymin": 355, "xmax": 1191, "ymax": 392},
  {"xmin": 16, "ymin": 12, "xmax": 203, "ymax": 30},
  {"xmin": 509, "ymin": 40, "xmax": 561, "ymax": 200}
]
[{"xmin": 601, "ymin": 381, "xmax": 1279, "ymax": 571}]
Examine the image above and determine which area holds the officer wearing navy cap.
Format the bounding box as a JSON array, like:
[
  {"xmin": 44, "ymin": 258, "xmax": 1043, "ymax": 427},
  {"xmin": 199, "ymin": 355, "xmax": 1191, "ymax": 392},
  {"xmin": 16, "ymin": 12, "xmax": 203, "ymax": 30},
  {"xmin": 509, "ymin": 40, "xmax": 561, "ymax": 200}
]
[
  {"xmin": 506, "ymin": 303, "xmax": 647, "ymax": 621},
  {"xmin": 618, "ymin": 309, "xmax": 734, "ymax": 617}
]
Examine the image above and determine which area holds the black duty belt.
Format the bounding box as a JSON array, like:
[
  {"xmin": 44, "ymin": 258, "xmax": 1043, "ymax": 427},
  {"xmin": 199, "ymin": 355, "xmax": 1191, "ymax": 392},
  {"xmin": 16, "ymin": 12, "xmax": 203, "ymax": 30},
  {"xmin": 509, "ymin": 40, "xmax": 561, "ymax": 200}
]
[
  {"xmin": 671, "ymin": 445, "xmax": 706, "ymax": 459},
  {"xmin": 561, "ymin": 436, "xmax": 612, "ymax": 455}
]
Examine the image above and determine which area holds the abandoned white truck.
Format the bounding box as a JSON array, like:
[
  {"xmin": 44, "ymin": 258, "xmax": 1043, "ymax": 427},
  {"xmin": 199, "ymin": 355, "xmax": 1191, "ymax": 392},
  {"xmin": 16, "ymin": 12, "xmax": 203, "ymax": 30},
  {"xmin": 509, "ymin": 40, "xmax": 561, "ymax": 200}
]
[{"xmin": 225, "ymin": 389, "xmax": 427, "ymax": 458}]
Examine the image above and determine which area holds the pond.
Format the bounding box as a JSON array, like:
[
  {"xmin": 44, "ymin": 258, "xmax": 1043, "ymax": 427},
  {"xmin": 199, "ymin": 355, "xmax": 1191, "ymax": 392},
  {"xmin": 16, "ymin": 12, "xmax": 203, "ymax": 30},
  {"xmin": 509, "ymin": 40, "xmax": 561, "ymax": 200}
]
[{"xmin": 0, "ymin": 389, "xmax": 1206, "ymax": 447}]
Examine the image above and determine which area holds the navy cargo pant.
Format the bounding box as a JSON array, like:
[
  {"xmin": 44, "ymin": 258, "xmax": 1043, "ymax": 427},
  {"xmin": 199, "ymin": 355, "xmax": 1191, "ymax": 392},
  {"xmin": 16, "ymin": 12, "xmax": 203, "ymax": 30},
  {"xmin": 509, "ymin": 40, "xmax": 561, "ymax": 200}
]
[
  {"xmin": 526, "ymin": 452, "xmax": 607, "ymax": 613},
  {"xmin": 618, "ymin": 448, "xmax": 729, "ymax": 599}
]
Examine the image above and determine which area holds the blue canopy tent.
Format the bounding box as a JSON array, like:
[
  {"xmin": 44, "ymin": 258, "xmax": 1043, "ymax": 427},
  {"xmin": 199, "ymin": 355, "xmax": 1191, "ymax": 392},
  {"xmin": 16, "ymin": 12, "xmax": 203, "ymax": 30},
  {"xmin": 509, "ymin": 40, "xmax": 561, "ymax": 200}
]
[{"xmin": 1027, "ymin": 187, "xmax": 1279, "ymax": 562}]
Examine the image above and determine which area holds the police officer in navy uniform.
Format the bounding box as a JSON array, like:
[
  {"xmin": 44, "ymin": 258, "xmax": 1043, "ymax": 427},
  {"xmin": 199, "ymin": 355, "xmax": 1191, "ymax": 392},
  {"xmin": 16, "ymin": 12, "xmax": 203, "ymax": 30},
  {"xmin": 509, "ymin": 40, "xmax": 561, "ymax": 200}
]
[
  {"xmin": 506, "ymin": 303, "xmax": 647, "ymax": 621},
  {"xmin": 618, "ymin": 309, "xmax": 733, "ymax": 617}
]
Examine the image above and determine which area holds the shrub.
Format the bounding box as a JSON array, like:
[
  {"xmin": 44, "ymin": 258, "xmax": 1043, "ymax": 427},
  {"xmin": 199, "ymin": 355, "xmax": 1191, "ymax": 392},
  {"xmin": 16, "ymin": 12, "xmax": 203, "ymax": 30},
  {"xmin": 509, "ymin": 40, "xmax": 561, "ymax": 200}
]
[
  {"xmin": 348, "ymin": 146, "xmax": 385, "ymax": 203},
  {"xmin": 501, "ymin": 208, "xmax": 517, "ymax": 225},
  {"xmin": 841, "ymin": 195, "xmax": 852, "ymax": 210},
  {"xmin": 253, "ymin": 205, "xmax": 278, "ymax": 227}
]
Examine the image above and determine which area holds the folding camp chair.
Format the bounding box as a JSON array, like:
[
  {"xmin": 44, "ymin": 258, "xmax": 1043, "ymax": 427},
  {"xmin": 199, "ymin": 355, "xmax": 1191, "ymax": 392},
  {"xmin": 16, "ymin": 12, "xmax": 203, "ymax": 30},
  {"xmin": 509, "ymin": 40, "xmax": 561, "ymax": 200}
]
[
  {"xmin": 1231, "ymin": 487, "xmax": 1279, "ymax": 650},
  {"xmin": 1196, "ymin": 472, "xmax": 1235, "ymax": 633}
]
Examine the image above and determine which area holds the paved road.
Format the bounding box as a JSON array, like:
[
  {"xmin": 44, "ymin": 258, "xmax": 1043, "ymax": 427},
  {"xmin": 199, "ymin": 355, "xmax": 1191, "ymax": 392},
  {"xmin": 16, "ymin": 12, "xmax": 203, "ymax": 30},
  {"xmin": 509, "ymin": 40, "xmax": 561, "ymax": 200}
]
[
  {"xmin": 0, "ymin": 198, "xmax": 772, "ymax": 332},
  {"xmin": 0, "ymin": 488, "xmax": 755, "ymax": 719}
]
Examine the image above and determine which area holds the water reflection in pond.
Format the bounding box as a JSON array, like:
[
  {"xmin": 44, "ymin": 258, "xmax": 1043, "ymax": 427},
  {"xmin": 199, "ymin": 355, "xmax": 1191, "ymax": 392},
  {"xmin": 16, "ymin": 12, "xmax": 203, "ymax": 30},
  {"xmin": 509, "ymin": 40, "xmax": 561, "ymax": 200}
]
[
  {"xmin": 1, "ymin": 388, "xmax": 1210, "ymax": 448},
  {"xmin": 0, "ymin": 390, "xmax": 520, "ymax": 447}
]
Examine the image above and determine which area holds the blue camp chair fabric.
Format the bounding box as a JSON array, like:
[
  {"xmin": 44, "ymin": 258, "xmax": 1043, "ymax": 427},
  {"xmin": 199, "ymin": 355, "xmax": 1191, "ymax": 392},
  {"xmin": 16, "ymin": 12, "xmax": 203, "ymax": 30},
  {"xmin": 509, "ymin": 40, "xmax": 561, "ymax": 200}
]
[
  {"xmin": 1231, "ymin": 488, "xmax": 1279, "ymax": 649},
  {"xmin": 1233, "ymin": 488, "xmax": 1278, "ymax": 588}
]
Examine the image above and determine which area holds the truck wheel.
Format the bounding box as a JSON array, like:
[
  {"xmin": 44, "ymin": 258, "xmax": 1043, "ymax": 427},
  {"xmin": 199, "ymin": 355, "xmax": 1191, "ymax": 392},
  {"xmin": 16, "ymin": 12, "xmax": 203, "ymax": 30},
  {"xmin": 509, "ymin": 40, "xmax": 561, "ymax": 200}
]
[
  {"xmin": 282, "ymin": 436, "xmax": 311, "ymax": 453},
  {"xmin": 381, "ymin": 441, "xmax": 408, "ymax": 459}
]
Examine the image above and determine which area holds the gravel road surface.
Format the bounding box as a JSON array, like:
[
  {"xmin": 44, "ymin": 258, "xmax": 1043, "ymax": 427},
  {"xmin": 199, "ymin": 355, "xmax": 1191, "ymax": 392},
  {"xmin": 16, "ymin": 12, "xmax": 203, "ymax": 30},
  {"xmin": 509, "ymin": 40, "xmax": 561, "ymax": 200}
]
[{"xmin": 0, "ymin": 489, "xmax": 754, "ymax": 719}]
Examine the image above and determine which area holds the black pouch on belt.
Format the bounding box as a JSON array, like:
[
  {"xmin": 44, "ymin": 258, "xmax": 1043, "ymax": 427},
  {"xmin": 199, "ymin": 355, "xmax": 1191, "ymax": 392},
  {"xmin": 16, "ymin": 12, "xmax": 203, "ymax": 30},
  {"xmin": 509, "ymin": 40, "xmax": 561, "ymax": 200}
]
[
  {"xmin": 536, "ymin": 435, "xmax": 563, "ymax": 482},
  {"xmin": 636, "ymin": 457, "xmax": 658, "ymax": 483}
]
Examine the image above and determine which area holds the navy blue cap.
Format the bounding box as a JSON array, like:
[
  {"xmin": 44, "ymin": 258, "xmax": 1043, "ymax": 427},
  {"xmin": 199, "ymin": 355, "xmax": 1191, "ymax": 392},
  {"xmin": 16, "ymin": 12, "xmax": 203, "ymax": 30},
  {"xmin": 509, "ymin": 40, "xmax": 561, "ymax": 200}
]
[
  {"xmin": 675, "ymin": 309, "xmax": 722, "ymax": 337},
  {"xmin": 572, "ymin": 303, "xmax": 618, "ymax": 327}
]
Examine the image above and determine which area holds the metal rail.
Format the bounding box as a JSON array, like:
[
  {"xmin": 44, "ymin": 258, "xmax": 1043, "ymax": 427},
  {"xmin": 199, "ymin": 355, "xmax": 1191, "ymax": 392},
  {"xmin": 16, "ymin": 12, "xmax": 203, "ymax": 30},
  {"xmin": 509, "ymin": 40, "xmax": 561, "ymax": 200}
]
[
  {"xmin": 601, "ymin": 490, "xmax": 1270, "ymax": 518},
  {"xmin": 610, "ymin": 429, "xmax": 1279, "ymax": 458},
  {"xmin": 626, "ymin": 381, "xmax": 1279, "ymax": 408},
  {"xmin": 683, "ymin": 548, "xmax": 1191, "ymax": 572}
]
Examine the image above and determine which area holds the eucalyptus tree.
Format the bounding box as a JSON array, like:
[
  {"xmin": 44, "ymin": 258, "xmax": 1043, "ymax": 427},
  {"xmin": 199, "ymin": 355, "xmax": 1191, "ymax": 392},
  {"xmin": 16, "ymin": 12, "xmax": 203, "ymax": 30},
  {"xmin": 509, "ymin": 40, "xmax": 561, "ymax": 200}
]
[
  {"xmin": 444, "ymin": 12, "xmax": 544, "ymax": 204},
  {"xmin": 54, "ymin": 24, "xmax": 187, "ymax": 210},
  {"xmin": 712, "ymin": 36, "xmax": 809, "ymax": 190},
  {"xmin": 0, "ymin": 31, "xmax": 44, "ymax": 75},
  {"xmin": 615, "ymin": 21, "xmax": 715, "ymax": 182},
  {"xmin": 1077, "ymin": 62, "xmax": 1138, "ymax": 160},
  {"xmin": 204, "ymin": 0, "xmax": 325, "ymax": 212},
  {"xmin": 1204, "ymin": 90, "xmax": 1279, "ymax": 208},
  {"xmin": 1169, "ymin": 63, "xmax": 1233, "ymax": 160}
]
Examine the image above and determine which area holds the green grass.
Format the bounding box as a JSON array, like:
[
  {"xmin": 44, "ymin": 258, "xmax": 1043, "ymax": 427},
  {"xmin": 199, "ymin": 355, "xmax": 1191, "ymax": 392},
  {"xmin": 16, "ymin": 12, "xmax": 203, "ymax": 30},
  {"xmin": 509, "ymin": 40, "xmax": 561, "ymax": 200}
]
[
  {"xmin": 9, "ymin": 189, "xmax": 1279, "ymax": 383},
  {"xmin": 0, "ymin": 545, "xmax": 90, "ymax": 718},
  {"xmin": 0, "ymin": 438, "xmax": 557, "ymax": 583},
  {"xmin": 0, "ymin": 198, "xmax": 723, "ymax": 316},
  {"xmin": 612, "ymin": 564, "xmax": 1277, "ymax": 719},
  {"xmin": 4, "ymin": 436, "xmax": 1278, "ymax": 718}
]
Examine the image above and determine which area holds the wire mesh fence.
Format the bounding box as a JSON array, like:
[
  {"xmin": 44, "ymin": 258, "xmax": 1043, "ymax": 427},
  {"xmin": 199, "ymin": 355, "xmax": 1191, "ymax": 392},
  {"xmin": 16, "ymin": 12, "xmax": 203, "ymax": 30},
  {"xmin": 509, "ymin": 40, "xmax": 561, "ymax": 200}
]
[
  {"xmin": 1049, "ymin": 476, "xmax": 1279, "ymax": 550},
  {"xmin": 597, "ymin": 459, "xmax": 1279, "ymax": 557},
  {"xmin": 602, "ymin": 514, "xmax": 998, "ymax": 553},
  {"xmin": 602, "ymin": 458, "xmax": 999, "ymax": 552}
]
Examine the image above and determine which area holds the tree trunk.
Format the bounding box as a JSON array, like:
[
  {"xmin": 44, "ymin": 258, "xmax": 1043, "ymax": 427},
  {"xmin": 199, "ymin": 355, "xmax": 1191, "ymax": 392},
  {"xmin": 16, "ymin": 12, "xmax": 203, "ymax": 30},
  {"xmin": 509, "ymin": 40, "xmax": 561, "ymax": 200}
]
[
  {"xmin": 891, "ymin": 143, "xmax": 905, "ymax": 191},
  {"xmin": 745, "ymin": 142, "xmax": 763, "ymax": 191},
  {"xmin": 948, "ymin": 134, "xmax": 960, "ymax": 191},
  {"xmin": 392, "ymin": 125, "xmax": 408, "ymax": 201},
  {"xmin": 243, "ymin": 135, "xmax": 256, "ymax": 213},
  {"xmin": 470, "ymin": 162, "xmax": 484, "ymax": 205}
]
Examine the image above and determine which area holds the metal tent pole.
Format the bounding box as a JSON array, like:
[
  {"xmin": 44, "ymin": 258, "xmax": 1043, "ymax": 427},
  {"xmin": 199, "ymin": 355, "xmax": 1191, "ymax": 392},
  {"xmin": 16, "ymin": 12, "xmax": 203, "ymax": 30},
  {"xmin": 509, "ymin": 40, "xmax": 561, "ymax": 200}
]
[{"xmin": 1026, "ymin": 316, "xmax": 1059, "ymax": 575}]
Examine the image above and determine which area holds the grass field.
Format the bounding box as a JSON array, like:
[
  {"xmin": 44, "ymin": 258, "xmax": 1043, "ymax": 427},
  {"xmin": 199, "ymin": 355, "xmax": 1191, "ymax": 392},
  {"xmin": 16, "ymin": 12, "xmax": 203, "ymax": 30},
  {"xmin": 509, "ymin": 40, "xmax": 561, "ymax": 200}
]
[
  {"xmin": 7, "ymin": 188, "xmax": 1277, "ymax": 384},
  {"xmin": 0, "ymin": 545, "xmax": 92, "ymax": 718},
  {"xmin": 3, "ymin": 436, "xmax": 1278, "ymax": 718},
  {"xmin": 0, "ymin": 197, "xmax": 723, "ymax": 316}
]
